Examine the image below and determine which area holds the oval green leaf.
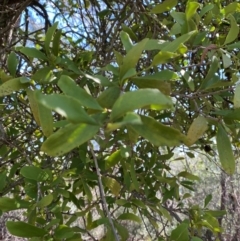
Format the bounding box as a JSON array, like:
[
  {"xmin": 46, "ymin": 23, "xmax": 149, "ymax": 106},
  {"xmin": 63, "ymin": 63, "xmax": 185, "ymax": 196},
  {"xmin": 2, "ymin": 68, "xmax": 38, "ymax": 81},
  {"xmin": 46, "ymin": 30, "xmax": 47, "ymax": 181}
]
[
  {"xmin": 111, "ymin": 89, "xmax": 173, "ymax": 121},
  {"xmin": 129, "ymin": 115, "xmax": 186, "ymax": 147},
  {"xmin": 36, "ymin": 92, "xmax": 97, "ymax": 124},
  {"xmin": 41, "ymin": 123, "xmax": 99, "ymax": 156},
  {"xmin": 58, "ymin": 75, "xmax": 103, "ymax": 110},
  {"xmin": 217, "ymin": 124, "xmax": 235, "ymax": 175},
  {"xmin": 20, "ymin": 166, "xmax": 49, "ymax": 182},
  {"xmin": 7, "ymin": 221, "xmax": 47, "ymax": 238}
]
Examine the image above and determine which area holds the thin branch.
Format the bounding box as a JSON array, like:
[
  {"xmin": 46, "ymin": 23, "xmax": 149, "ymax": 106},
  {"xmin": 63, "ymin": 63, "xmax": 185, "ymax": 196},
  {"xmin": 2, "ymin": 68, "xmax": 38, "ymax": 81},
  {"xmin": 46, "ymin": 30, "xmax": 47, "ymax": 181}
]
[{"xmin": 89, "ymin": 143, "xmax": 119, "ymax": 241}]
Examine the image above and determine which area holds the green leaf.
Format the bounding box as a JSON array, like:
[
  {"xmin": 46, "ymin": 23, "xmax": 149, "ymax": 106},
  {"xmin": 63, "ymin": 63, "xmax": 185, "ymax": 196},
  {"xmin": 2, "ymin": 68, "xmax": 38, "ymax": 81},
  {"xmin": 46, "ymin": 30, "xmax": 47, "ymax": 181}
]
[
  {"xmin": 58, "ymin": 75, "xmax": 103, "ymax": 110},
  {"xmin": 82, "ymin": 180, "xmax": 92, "ymax": 201},
  {"xmin": 55, "ymin": 225, "xmax": 74, "ymax": 239},
  {"xmin": 7, "ymin": 221, "xmax": 47, "ymax": 238},
  {"xmin": 0, "ymin": 77, "xmax": 28, "ymax": 96},
  {"xmin": 200, "ymin": 56, "xmax": 219, "ymax": 89},
  {"xmin": 20, "ymin": 166, "xmax": 49, "ymax": 182},
  {"xmin": 144, "ymin": 39, "xmax": 168, "ymax": 50},
  {"xmin": 36, "ymin": 93, "xmax": 97, "ymax": 125},
  {"xmin": 27, "ymin": 89, "xmax": 41, "ymax": 125},
  {"xmin": 41, "ymin": 123, "xmax": 99, "ymax": 156},
  {"xmin": 186, "ymin": 2, "xmax": 200, "ymax": 20},
  {"xmin": 102, "ymin": 176, "xmax": 121, "ymax": 196},
  {"xmin": 234, "ymin": 84, "xmax": 240, "ymax": 108},
  {"xmin": 0, "ymin": 197, "xmax": 30, "ymax": 211},
  {"xmin": 37, "ymin": 98, "xmax": 53, "ymax": 137},
  {"xmin": 115, "ymin": 222, "xmax": 129, "ymax": 241},
  {"xmin": 52, "ymin": 29, "xmax": 62, "ymax": 56},
  {"xmin": 107, "ymin": 112, "xmax": 142, "ymax": 131},
  {"xmin": 151, "ymin": 0, "xmax": 177, "ymax": 14},
  {"xmin": 221, "ymin": 52, "xmax": 232, "ymax": 68},
  {"xmin": 18, "ymin": 47, "xmax": 47, "ymax": 60},
  {"xmin": 201, "ymin": 213, "xmax": 222, "ymax": 232},
  {"xmin": 185, "ymin": 116, "xmax": 208, "ymax": 146},
  {"xmin": 191, "ymin": 238, "xmax": 203, "ymax": 241},
  {"xmin": 0, "ymin": 171, "xmax": 6, "ymax": 191},
  {"xmin": 97, "ymin": 86, "xmax": 121, "ymax": 109},
  {"xmin": 32, "ymin": 67, "xmax": 55, "ymax": 84},
  {"xmin": 199, "ymin": 4, "xmax": 214, "ymax": 17},
  {"xmin": 7, "ymin": 52, "xmax": 18, "ymax": 76},
  {"xmin": 204, "ymin": 210, "xmax": 226, "ymax": 217},
  {"xmin": 204, "ymin": 194, "xmax": 212, "ymax": 208},
  {"xmin": 170, "ymin": 223, "xmax": 189, "ymax": 241},
  {"xmin": 129, "ymin": 115, "xmax": 186, "ymax": 146},
  {"xmin": 130, "ymin": 159, "xmax": 139, "ymax": 191},
  {"xmin": 45, "ymin": 22, "xmax": 58, "ymax": 53},
  {"xmin": 224, "ymin": 14, "xmax": 239, "ymax": 45},
  {"xmin": 226, "ymin": 41, "xmax": 240, "ymax": 50},
  {"xmin": 217, "ymin": 124, "xmax": 235, "ymax": 175},
  {"xmin": 120, "ymin": 38, "xmax": 148, "ymax": 79},
  {"xmin": 117, "ymin": 213, "xmax": 141, "ymax": 223},
  {"xmin": 105, "ymin": 150, "xmax": 122, "ymax": 169},
  {"xmin": 111, "ymin": 89, "xmax": 173, "ymax": 120},
  {"xmin": 178, "ymin": 171, "xmax": 200, "ymax": 181},
  {"xmin": 224, "ymin": 2, "xmax": 240, "ymax": 16},
  {"xmin": 161, "ymin": 31, "xmax": 196, "ymax": 52},
  {"xmin": 120, "ymin": 31, "xmax": 133, "ymax": 52},
  {"xmin": 37, "ymin": 194, "xmax": 53, "ymax": 208},
  {"xmin": 152, "ymin": 51, "xmax": 179, "ymax": 65}
]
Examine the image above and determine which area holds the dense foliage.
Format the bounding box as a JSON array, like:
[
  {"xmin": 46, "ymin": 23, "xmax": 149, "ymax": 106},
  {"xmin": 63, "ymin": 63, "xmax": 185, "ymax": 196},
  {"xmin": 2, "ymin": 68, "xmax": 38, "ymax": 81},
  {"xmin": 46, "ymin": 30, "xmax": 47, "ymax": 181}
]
[{"xmin": 0, "ymin": 0, "xmax": 240, "ymax": 240}]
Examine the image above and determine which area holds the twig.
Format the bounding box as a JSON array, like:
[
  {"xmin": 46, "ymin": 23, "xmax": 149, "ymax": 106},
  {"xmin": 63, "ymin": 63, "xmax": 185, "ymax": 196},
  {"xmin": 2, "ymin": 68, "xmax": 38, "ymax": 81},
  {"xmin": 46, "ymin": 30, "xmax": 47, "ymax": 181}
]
[{"xmin": 89, "ymin": 143, "xmax": 119, "ymax": 241}]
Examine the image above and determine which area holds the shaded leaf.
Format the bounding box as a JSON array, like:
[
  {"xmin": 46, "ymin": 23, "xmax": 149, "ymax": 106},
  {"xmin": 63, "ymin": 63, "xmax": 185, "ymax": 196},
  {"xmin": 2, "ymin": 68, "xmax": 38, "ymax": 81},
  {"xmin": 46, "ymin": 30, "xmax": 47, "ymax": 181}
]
[
  {"xmin": 129, "ymin": 115, "xmax": 186, "ymax": 146},
  {"xmin": 151, "ymin": 0, "xmax": 177, "ymax": 14},
  {"xmin": 0, "ymin": 77, "xmax": 28, "ymax": 96},
  {"xmin": 36, "ymin": 93, "xmax": 97, "ymax": 125},
  {"xmin": 102, "ymin": 176, "xmax": 121, "ymax": 196},
  {"xmin": 224, "ymin": 14, "xmax": 239, "ymax": 45},
  {"xmin": 111, "ymin": 89, "xmax": 173, "ymax": 120},
  {"xmin": 185, "ymin": 116, "xmax": 208, "ymax": 146},
  {"xmin": 58, "ymin": 75, "xmax": 103, "ymax": 110},
  {"xmin": 18, "ymin": 47, "xmax": 47, "ymax": 60},
  {"xmin": 0, "ymin": 198, "xmax": 30, "ymax": 212},
  {"xmin": 117, "ymin": 213, "xmax": 141, "ymax": 223},
  {"xmin": 217, "ymin": 124, "xmax": 235, "ymax": 175},
  {"xmin": 234, "ymin": 84, "xmax": 240, "ymax": 108},
  {"xmin": 7, "ymin": 221, "xmax": 47, "ymax": 238},
  {"xmin": 7, "ymin": 52, "xmax": 18, "ymax": 76},
  {"xmin": 41, "ymin": 123, "xmax": 99, "ymax": 156},
  {"xmin": 37, "ymin": 194, "xmax": 53, "ymax": 208},
  {"xmin": 170, "ymin": 223, "xmax": 189, "ymax": 241},
  {"xmin": 20, "ymin": 166, "xmax": 49, "ymax": 182},
  {"xmin": 120, "ymin": 38, "xmax": 148, "ymax": 79},
  {"xmin": 97, "ymin": 86, "xmax": 121, "ymax": 109}
]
